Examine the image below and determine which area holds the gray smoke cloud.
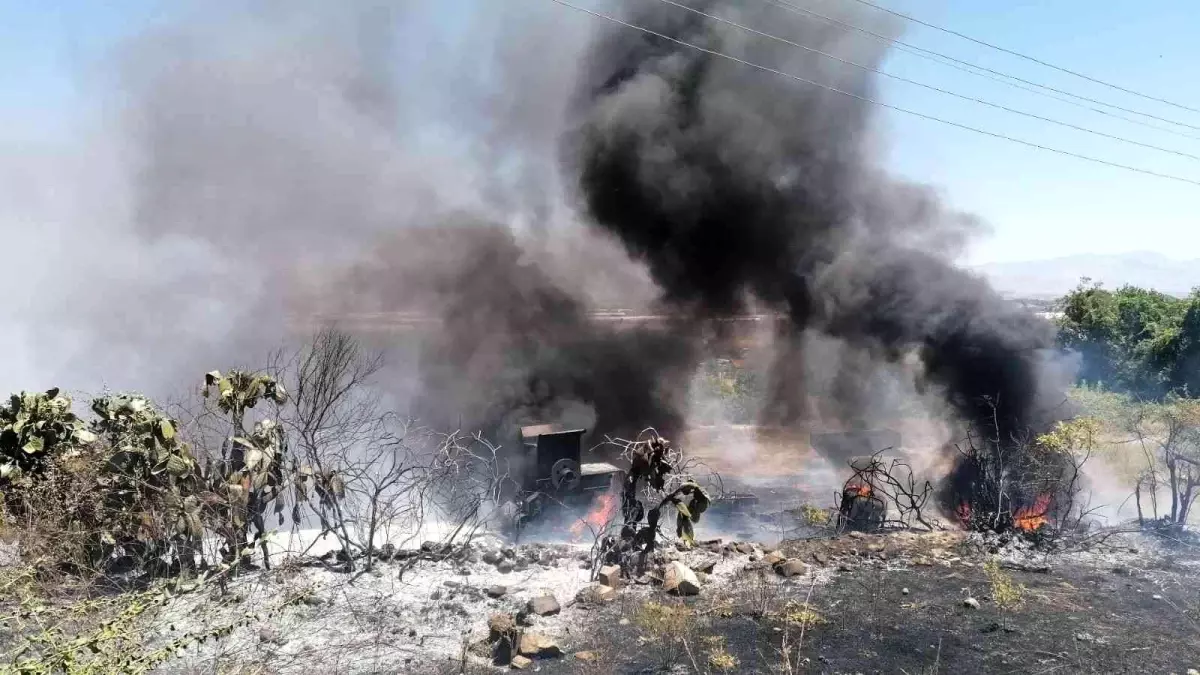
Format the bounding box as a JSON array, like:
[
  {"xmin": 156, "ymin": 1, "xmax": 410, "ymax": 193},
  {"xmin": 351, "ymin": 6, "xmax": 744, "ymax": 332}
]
[{"xmin": 0, "ymin": 0, "xmax": 681, "ymax": 443}]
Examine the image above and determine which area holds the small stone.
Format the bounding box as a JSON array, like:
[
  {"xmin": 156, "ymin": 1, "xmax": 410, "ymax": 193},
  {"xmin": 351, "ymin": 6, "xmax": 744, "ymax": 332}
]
[
  {"xmin": 618, "ymin": 618, "xmax": 630, "ymax": 626},
  {"xmin": 496, "ymin": 559, "xmax": 515, "ymax": 574},
  {"xmin": 511, "ymin": 655, "xmax": 533, "ymax": 669},
  {"xmin": 483, "ymin": 550, "xmax": 503, "ymax": 565},
  {"xmin": 598, "ymin": 564, "xmax": 621, "ymax": 588},
  {"xmin": 528, "ymin": 594, "xmax": 561, "ymax": 616},
  {"xmin": 1152, "ymin": 594, "xmax": 1164, "ymax": 600},
  {"xmin": 848, "ymin": 531, "xmax": 866, "ymax": 539},
  {"xmin": 487, "ymin": 585, "xmax": 508, "ymax": 599},
  {"xmin": 963, "ymin": 597, "xmax": 980, "ymax": 609},
  {"xmin": 763, "ymin": 551, "xmax": 786, "ymax": 566},
  {"xmin": 901, "ymin": 588, "xmax": 910, "ymax": 595},
  {"xmin": 663, "ymin": 560, "xmax": 701, "ymax": 595},
  {"xmin": 575, "ymin": 650, "xmax": 599, "ymax": 662},
  {"xmin": 576, "ymin": 584, "xmax": 616, "ymax": 605},
  {"xmin": 518, "ymin": 632, "xmax": 563, "ymax": 658},
  {"xmin": 812, "ymin": 551, "xmax": 829, "ymax": 565},
  {"xmin": 430, "ymin": 589, "xmax": 443, "ymax": 600},
  {"xmin": 502, "ymin": 547, "xmax": 516, "ymax": 559},
  {"xmin": 301, "ymin": 594, "xmax": 325, "ymax": 607},
  {"xmin": 488, "ymin": 613, "xmax": 517, "ymax": 638},
  {"xmin": 774, "ymin": 559, "xmax": 809, "ymax": 578},
  {"xmin": 734, "ymin": 542, "xmax": 754, "ymax": 555},
  {"xmin": 691, "ymin": 558, "xmax": 718, "ymax": 574},
  {"xmin": 258, "ymin": 627, "xmax": 287, "ymax": 646}
]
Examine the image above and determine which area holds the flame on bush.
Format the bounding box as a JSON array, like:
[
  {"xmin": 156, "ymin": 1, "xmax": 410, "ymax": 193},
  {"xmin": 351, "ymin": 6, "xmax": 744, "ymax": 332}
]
[
  {"xmin": 570, "ymin": 490, "xmax": 618, "ymax": 539},
  {"xmin": 1013, "ymin": 494, "xmax": 1052, "ymax": 531},
  {"xmin": 847, "ymin": 484, "xmax": 872, "ymax": 497}
]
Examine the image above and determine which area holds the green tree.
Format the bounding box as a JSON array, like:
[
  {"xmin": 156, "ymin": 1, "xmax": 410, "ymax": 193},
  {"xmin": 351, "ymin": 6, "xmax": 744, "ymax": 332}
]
[{"xmin": 1057, "ymin": 280, "xmax": 1188, "ymax": 398}]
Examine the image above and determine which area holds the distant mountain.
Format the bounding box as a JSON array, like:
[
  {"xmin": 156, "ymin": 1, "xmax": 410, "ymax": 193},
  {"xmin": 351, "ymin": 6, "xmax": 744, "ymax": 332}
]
[{"xmin": 971, "ymin": 252, "xmax": 1200, "ymax": 300}]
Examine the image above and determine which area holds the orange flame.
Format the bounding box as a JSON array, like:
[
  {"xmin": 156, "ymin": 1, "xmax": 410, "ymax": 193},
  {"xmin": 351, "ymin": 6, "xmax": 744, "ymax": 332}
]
[
  {"xmin": 1013, "ymin": 494, "xmax": 1052, "ymax": 531},
  {"xmin": 570, "ymin": 491, "xmax": 619, "ymax": 539},
  {"xmin": 847, "ymin": 484, "xmax": 872, "ymax": 497}
]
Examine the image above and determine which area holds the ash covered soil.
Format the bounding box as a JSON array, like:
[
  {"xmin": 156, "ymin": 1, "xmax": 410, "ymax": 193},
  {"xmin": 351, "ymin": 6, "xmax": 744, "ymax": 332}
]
[{"xmin": 147, "ymin": 527, "xmax": 1200, "ymax": 674}]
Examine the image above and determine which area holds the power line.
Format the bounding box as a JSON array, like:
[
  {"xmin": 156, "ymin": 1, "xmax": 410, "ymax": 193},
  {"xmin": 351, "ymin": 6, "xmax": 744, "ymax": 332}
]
[
  {"xmin": 760, "ymin": 0, "xmax": 1200, "ymax": 138},
  {"xmin": 650, "ymin": 0, "xmax": 1200, "ymax": 162},
  {"xmin": 544, "ymin": 0, "xmax": 1200, "ymax": 188},
  {"xmin": 844, "ymin": 0, "xmax": 1200, "ymax": 116}
]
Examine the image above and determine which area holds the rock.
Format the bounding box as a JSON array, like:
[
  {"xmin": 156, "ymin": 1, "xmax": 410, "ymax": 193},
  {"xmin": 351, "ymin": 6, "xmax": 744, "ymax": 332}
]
[
  {"xmin": 514, "ymin": 560, "xmax": 530, "ymax": 572},
  {"xmin": 518, "ymin": 632, "xmax": 563, "ymax": 658},
  {"xmin": 763, "ymin": 551, "xmax": 786, "ymax": 566},
  {"xmin": 902, "ymin": 588, "xmax": 910, "ymax": 595},
  {"xmin": 812, "ymin": 551, "xmax": 829, "ymax": 565},
  {"xmin": 430, "ymin": 589, "xmax": 443, "ymax": 601},
  {"xmin": 963, "ymin": 597, "xmax": 980, "ymax": 609},
  {"xmin": 575, "ymin": 650, "xmax": 599, "ymax": 662},
  {"xmin": 483, "ymin": 550, "xmax": 503, "ymax": 565},
  {"xmin": 301, "ymin": 594, "xmax": 325, "ymax": 607},
  {"xmin": 489, "ymin": 613, "xmax": 517, "ymax": 639},
  {"xmin": 511, "ymin": 655, "xmax": 533, "ymax": 669},
  {"xmin": 576, "ymin": 584, "xmax": 616, "ymax": 605},
  {"xmin": 618, "ymin": 618, "xmax": 630, "ymax": 626},
  {"xmin": 848, "ymin": 531, "xmax": 866, "ymax": 539},
  {"xmin": 774, "ymin": 559, "xmax": 809, "ymax": 578},
  {"xmin": 379, "ymin": 543, "xmax": 396, "ymax": 561},
  {"xmin": 663, "ymin": 561, "xmax": 701, "ymax": 596},
  {"xmin": 487, "ymin": 585, "xmax": 508, "ymax": 599},
  {"xmin": 1152, "ymin": 594, "xmax": 1164, "ymax": 601},
  {"xmin": 1111, "ymin": 566, "xmax": 1132, "ymax": 576},
  {"xmin": 734, "ymin": 542, "xmax": 754, "ymax": 555},
  {"xmin": 258, "ymin": 627, "xmax": 287, "ymax": 646},
  {"xmin": 496, "ymin": 559, "xmax": 515, "ymax": 574},
  {"xmin": 488, "ymin": 613, "xmax": 519, "ymax": 665},
  {"xmin": 598, "ymin": 564, "xmax": 622, "ymax": 588},
  {"xmin": 502, "ymin": 547, "xmax": 516, "ymax": 559},
  {"xmin": 528, "ymin": 594, "xmax": 561, "ymax": 616},
  {"xmin": 692, "ymin": 558, "xmax": 718, "ymax": 574}
]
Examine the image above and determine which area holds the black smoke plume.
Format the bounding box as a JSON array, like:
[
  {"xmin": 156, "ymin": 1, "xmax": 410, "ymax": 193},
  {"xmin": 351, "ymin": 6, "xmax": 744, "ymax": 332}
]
[
  {"xmin": 562, "ymin": 1, "xmax": 1072, "ymax": 511},
  {"xmin": 341, "ymin": 219, "xmax": 698, "ymax": 443}
]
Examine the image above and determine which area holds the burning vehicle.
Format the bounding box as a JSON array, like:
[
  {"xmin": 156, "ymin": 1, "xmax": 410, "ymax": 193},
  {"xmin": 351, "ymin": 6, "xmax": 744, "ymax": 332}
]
[{"xmin": 506, "ymin": 425, "xmax": 623, "ymax": 535}]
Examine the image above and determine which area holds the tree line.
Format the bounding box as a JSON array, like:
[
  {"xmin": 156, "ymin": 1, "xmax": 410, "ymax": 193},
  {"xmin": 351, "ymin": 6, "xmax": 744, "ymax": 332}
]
[{"xmin": 1057, "ymin": 279, "xmax": 1200, "ymax": 399}]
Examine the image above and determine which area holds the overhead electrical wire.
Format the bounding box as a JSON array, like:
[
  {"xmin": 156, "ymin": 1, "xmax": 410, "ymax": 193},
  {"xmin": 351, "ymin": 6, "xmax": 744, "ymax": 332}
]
[
  {"xmin": 843, "ymin": 0, "xmax": 1200, "ymax": 116},
  {"xmin": 759, "ymin": 0, "xmax": 1200, "ymax": 138},
  {"xmin": 544, "ymin": 0, "xmax": 1200, "ymax": 188},
  {"xmin": 649, "ymin": 0, "xmax": 1200, "ymax": 162}
]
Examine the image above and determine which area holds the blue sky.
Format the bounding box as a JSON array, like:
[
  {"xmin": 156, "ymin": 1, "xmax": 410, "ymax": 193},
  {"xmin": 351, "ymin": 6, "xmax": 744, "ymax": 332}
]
[{"xmin": 2, "ymin": 0, "xmax": 1197, "ymax": 264}]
